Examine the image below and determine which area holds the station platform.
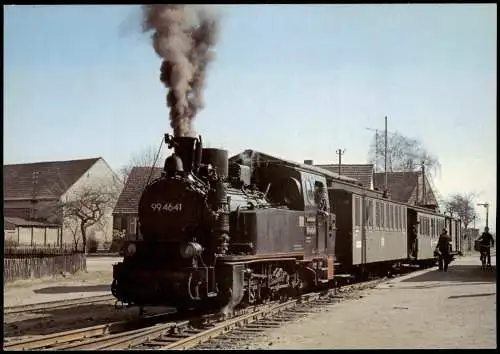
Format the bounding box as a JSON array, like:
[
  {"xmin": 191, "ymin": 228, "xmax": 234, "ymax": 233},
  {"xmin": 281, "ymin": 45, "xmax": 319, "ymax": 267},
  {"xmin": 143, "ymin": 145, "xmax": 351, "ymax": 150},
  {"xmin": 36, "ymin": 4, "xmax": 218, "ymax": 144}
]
[{"xmin": 245, "ymin": 255, "xmax": 497, "ymax": 349}]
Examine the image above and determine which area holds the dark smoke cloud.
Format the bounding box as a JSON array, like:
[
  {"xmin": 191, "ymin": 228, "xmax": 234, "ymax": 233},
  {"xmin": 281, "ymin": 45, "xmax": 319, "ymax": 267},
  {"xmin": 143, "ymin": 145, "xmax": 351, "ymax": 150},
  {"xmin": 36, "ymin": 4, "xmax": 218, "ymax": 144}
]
[{"xmin": 141, "ymin": 5, "xmax": 219, "ymax": 137}]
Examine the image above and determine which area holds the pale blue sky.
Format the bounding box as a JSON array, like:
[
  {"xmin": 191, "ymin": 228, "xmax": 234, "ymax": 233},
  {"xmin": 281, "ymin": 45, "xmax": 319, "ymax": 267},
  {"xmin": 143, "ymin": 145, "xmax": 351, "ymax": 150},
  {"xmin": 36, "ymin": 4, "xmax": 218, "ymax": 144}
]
[{"xmin": 4, "ymin": 4, "xmax": 497, "ymax": 231}]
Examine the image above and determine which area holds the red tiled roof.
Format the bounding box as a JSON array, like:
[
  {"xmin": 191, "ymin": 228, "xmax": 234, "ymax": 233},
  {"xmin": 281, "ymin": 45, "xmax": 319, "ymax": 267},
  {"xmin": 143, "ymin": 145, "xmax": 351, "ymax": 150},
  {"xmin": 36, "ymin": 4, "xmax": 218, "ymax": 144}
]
[
  {"xmin": 113, "ymin": 167, "xmax": 163, "ymax": 214},
  {"xmin": 3, "ymin": 158, "xmax": 100, "ymax": 200},
  {"xmin": 315, "ymin": 164, "xmax": 373, "ymax": 188}
]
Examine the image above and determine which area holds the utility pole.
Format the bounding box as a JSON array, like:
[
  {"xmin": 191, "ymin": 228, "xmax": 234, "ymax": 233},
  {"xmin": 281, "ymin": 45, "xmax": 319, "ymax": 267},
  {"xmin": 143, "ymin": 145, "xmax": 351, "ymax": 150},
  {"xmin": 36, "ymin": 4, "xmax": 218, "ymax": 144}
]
[
  {"xmin": 421, "ymin": 161, "xmax": 426, "ymax": 206},
  {"xmin": 384, "ymin": 116, "xmax": 388, "ymax": 192},
  {"xmin": 336, "ymin": 149, "xmax": 346, "ymax": 175},
  {"xmin": 477, "ymin": 202, "xmax": 489, "ymax": 229}
]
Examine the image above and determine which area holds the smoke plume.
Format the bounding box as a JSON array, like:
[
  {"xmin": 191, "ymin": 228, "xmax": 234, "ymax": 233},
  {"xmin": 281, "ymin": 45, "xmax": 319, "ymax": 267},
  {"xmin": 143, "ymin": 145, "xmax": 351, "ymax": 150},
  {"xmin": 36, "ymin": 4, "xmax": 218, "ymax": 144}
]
[{"xmin": 141, "ymin": 5, "xmax": 219, "ymax": 137}]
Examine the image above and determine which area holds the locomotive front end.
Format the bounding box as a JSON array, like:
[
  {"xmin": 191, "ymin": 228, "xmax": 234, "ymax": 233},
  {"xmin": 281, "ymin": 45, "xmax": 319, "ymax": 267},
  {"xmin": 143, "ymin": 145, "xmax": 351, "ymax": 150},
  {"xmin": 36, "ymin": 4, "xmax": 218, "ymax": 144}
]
[{"xmin": 111, "ymin": 134, "xmax": 222, "ymax": 309}]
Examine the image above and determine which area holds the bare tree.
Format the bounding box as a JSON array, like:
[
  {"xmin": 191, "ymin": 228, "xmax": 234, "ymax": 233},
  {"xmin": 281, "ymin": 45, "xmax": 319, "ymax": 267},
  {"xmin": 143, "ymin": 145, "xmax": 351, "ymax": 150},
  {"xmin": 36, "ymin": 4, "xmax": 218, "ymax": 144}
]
[
  {"xmin": 368, "ymin": 132, "xmax": 441, "ymax": 179},
  {"xmin": 444, "ymin": 192, "xmax": 479, "ymax": 230},
  {"xmin": 64, "ymin": 215, "xmax": 82, "ymax": 251},
  {"xmin": 40, "ymin": 170, "xmax": 121, "ymax": 254},
  {"xmin": 119, "ymin": 146, "xmax": 164, "ymax": 183},
  {"xmin": 60, "ymin": 183, "xmax": 121, "ymax": 254}
]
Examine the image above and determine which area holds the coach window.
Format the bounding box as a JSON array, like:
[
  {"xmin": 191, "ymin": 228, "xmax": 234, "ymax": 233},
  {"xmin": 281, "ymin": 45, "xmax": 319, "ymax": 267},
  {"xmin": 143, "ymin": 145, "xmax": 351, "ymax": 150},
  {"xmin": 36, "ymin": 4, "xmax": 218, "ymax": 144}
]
[
  {"xmin": 354, "ymin": 196, "xmax": 361, "ymax": 227},
  {"xmin": 391, "ymin": 205, "xmax": 395, "ymax": 230},
  {"xmin": 375, "ymin": 202, "xmax": 380, "ymax": 230},
  {"xmin": 366, "ymin": 200, "xmax": 373, "ymax": 229},
  {"xmin": 387, "ymin": 204, "xmax": 390, "ymax": 230},
  {"xmin": 384, "ymin": 203, "xmax": 388, "ymax": 230},
  {"xmin": 381, "ymin": 202, "xmax": 385, "ymax": 229},
  {"xmin": 403, "ymin": 210, "xmax": 407, "ymax": 230},
  {"xmin": 395, "ymin": 206, "xmax": 400, "ymax": 231},
  {"xmin": 390, "ymin": 204, "xmax": 394, "ymax": 230},
  {"xmin": 400, "ymin": 208, "xmax": 403, "ymax": 230}
]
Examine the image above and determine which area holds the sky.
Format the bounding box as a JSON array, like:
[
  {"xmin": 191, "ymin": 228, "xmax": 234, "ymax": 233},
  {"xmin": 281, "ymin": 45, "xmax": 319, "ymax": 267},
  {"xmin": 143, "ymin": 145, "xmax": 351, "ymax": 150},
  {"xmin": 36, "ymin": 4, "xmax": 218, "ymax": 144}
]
[{"xmin": 4, "ymin": 4, "xmax": 497, "ymax": 231}]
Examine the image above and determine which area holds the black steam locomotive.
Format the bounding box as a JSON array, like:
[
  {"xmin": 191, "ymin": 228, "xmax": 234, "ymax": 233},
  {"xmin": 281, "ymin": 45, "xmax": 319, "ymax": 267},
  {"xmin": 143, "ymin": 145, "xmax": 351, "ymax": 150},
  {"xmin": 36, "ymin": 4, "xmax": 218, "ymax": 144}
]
[
  {"xmin": 111, "ymin": 134, "xmax": 463, "ymax": 314},
  {"xmin": 111, "ymin": 134, "xmax": 336, "ymax": 313}
]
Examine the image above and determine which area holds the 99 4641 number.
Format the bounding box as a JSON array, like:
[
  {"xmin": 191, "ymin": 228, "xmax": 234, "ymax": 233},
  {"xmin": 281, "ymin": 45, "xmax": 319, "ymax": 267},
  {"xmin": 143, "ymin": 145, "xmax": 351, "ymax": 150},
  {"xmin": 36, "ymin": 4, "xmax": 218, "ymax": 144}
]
[{"xmin": 150, "ymin": 202, "xmax": 183, "ymax": 212}]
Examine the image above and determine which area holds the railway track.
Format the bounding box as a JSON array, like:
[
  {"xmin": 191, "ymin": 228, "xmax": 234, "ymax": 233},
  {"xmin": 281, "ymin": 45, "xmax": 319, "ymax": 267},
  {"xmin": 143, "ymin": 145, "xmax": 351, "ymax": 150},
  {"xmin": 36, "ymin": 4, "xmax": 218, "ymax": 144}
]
[
  {"xmin": 3, "ymin": 276, "xmax": 387, "ymax": 351},
  {"xmin": 4, "ymin": 294, "xmax": 115, "ymax": 315},
  {"xmin": 3, "ymin": 311, "xmax": 176, "ymax": 351}
]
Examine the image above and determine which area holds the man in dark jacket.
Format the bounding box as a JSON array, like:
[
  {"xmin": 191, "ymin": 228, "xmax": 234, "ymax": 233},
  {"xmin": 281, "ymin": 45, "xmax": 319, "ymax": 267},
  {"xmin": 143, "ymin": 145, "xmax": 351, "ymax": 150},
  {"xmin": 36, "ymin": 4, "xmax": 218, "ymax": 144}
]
[
  {"xmin": 477, "ymin": 227, "xmax": 495, "ymax": 267},
  {"xmin": 436, "ymin": 228, "xmax": 452, "ymax": 272}
]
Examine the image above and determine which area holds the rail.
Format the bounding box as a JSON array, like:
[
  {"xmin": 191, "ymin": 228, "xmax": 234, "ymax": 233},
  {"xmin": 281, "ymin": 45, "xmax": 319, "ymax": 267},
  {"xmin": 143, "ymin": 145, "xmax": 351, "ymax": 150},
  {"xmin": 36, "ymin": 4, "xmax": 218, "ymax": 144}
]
[{"xmin": 4, "ymin": 295, "xmax": 115, "ymax": 315}]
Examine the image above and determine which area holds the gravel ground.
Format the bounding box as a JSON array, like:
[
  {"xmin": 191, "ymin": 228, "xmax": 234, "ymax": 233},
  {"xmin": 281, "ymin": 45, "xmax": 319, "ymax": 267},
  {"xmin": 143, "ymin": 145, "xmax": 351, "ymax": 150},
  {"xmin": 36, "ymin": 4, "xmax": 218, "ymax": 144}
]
[
  {"xmin": 3, "ymin": 257, "xmax": 132, "ymax": 339},
  {"xmin": 3, "ymin": 257, "xmax": 121, "ymax": 307},
  {"xmin": 241, "ymin": 256, "xmax": 497, "ymax": 350}
]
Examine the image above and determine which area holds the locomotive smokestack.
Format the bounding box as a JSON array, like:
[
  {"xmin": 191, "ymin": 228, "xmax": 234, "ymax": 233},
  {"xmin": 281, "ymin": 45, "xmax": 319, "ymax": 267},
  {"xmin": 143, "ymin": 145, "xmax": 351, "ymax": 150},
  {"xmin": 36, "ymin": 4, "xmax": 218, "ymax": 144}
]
[
  {"xmin": 141, "ymin": 5, "xmax": 219, "ymax": 137},
  {"xmin": 174, "ymin": 137, "xmax": 199, "ymax": 175},
  {"xmin": 165, "ymin": 134, "xmax": 201, "ymax": 175}
]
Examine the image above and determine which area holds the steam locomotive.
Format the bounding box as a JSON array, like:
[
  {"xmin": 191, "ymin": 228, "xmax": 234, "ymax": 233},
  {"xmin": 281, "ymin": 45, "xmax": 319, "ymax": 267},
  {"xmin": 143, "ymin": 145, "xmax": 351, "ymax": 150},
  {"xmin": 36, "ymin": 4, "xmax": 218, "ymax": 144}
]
[
  {"xmin": 111, "ymin": 134, "xmax": 335, "ymax": 313},
  {"xmin": 111, "ymin": 134, "xmax": 462, "ymax": 313}
]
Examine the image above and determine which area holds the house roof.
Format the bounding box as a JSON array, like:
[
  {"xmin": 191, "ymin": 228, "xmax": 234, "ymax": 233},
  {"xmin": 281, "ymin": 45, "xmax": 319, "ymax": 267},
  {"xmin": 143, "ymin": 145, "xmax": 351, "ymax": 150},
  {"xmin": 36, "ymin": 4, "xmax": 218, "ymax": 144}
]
[
  {"xmin": 229, "ymin": 150, "xmax": 361, "ymax": 185},
  {"xmin": 113, "ymin": 167, "xmax": 163, "ymax": 214},
  {"xmin": 3, "ymin": 158, "xmax": 100, "ymax": 200},
  {"xmin": 315, "ymin": 164, "xmax": 374, "ymax": 188},
  {"xmin": 373, "ymin": 171, "xmax": 438, "ymax": 206},
  {"xmin": 4, "ymin": 216, "xmax": 60, "ymax": 228}
]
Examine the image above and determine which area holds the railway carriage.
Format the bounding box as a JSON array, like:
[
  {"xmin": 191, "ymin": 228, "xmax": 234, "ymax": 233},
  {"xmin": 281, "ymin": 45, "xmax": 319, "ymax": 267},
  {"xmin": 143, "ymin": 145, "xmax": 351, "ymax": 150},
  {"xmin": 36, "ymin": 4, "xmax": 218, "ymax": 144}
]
[{"xmin": 328, "ymin": 181, "xmax": 408, "ymax": 276}]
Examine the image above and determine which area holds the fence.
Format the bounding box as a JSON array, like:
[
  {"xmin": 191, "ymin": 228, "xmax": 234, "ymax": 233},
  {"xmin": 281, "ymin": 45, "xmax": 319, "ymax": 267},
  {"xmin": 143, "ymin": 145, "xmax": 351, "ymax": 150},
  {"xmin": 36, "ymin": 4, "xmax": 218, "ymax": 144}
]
[{"xmin": 3, "ymin": 245, "xmax": 87, "ymax": 283}]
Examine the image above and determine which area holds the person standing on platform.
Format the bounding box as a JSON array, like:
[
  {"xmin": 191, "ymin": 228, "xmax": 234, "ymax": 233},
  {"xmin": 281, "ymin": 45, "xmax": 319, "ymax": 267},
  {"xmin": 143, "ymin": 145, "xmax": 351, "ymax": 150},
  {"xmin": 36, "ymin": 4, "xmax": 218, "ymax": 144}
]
[{"xmin": 436, "ymin": 228, "xmax": 452, "ymax": 272}]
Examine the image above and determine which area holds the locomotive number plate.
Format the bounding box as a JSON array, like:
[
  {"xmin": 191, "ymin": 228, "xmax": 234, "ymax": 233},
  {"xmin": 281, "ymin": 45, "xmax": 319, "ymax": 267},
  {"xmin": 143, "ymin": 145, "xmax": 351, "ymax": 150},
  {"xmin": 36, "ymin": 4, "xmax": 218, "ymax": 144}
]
[{"xmin": 150, "ymin": 202, "xmax": 183, "ymax": 212}]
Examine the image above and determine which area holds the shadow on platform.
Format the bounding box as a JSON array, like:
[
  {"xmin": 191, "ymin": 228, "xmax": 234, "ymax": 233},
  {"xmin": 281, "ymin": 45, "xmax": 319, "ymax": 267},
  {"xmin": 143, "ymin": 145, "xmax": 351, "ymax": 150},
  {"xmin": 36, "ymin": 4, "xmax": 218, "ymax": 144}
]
[
  {"xmin": 33, "ymin": 284, "xmax": 110, "ymax": 294},
  {"xmin": 402, "ymin": 264, "xmax": 496, "ymax": 284}
]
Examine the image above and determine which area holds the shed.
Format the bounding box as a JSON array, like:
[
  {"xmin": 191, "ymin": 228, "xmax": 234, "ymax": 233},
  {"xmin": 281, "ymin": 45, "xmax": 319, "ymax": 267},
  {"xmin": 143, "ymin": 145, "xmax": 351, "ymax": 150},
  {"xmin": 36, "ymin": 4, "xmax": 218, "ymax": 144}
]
[{"xmin": 4, "ymin": 217, "xmax": 62, "ymax": 247}]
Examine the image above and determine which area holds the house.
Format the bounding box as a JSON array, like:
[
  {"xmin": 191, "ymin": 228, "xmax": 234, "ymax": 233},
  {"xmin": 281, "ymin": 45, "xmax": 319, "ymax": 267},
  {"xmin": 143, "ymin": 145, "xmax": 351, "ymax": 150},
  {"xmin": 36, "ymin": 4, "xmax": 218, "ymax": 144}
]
[
  {"xmin": 3, "ymin": 157, "xmax": 123, "ymax": 249},
  {"xmin": 113, "ymin": 166, "xmax": 163, "ymax": 240},
  {"xmin": 4, "ymin": 216, "xmax": 62, "ymax": 247},
  {"xmin": 373, "ymin": 171, "xmax": 439, "ymax": 210},
  {"xmin": 314, "ymin": 164, "xmax": 374, "ymax": 189}
]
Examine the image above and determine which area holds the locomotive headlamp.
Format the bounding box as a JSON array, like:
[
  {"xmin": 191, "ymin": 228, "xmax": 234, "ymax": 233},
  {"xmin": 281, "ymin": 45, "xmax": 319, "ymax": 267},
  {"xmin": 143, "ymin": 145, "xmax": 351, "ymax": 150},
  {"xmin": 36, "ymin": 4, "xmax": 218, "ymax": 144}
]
[
  {"xmin": 126, "ymin": 243, "xmax": 137, "ymax": 257},
  {"xmin": 180, "ymin": 242, "xmax": 204, "ymax": 258}
]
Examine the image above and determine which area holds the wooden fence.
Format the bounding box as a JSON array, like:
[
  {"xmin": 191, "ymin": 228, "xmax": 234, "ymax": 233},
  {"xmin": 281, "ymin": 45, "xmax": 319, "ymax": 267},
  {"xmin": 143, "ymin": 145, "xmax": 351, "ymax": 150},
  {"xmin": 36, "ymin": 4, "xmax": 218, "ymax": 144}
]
[{"xmin": 3, "ymin": 246, "xmax": 87, "ymax": 283}]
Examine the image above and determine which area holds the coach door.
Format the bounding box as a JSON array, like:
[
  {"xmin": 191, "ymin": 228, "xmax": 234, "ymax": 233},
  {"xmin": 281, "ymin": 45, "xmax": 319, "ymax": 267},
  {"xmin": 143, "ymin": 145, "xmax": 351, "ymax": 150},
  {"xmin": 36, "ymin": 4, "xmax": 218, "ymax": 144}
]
[{"xmin": 314, "ymin": 181, "xmax": 328, "ymax": 254}]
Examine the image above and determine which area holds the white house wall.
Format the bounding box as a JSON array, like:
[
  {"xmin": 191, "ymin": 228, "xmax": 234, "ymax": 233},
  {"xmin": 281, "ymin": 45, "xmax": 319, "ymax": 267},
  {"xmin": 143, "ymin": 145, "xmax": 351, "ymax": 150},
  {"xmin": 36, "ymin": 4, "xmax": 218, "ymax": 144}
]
[{"xmin": 61, "ymin": 158, "xmax": 124, "ymax": 249}]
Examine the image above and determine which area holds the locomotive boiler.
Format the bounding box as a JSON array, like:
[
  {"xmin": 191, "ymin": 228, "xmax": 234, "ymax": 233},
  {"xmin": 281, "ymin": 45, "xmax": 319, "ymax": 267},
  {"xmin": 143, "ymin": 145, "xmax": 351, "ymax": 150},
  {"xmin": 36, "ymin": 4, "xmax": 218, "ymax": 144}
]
[{"xmin": 111, "ymin": 134, "xmax": 336, "ymax": 313}]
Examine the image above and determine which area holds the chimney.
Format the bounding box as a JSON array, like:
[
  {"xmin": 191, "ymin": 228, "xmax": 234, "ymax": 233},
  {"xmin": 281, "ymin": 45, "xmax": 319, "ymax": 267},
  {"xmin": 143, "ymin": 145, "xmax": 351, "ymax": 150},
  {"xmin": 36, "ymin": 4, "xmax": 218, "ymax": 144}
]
[{"xmin": 304, "ymin": 159, "xmax": 313, "ymax": 165}]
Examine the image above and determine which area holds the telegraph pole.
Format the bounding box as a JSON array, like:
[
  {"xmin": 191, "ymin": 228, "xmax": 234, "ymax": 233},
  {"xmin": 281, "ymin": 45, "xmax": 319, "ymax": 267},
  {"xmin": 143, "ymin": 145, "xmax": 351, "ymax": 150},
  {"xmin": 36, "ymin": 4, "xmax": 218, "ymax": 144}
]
[
  {"xmin": 336, "ymin": 149, "xmax": 345, "ymax": 175},
  {"xmin": 384, "ymin": 116, "xmax": 388, "ymax": 191}
]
